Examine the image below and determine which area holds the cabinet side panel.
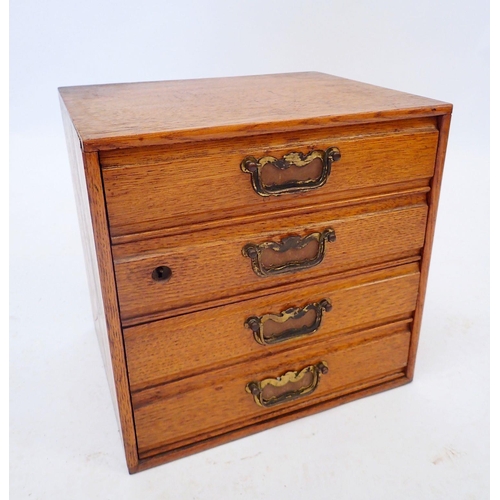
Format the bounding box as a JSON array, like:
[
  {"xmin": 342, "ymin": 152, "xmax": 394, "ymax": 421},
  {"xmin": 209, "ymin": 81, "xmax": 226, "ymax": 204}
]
[
  {"xmin": 60, "ymin": 97, "xmax": 139, "ymax": 472},
  {"xmin": 407, "ymin": 112, "xmax": 452, "ymax": 379}
]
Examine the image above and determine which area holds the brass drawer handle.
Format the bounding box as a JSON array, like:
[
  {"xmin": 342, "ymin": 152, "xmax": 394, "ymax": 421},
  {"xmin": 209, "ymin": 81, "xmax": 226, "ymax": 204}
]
[
  {"xmin": 242, "ymin": 228, "xmax": 336, "ymax": 277},
  {"xmin": 245, "ymin": 299, "xmax": 332, "ymax": 345},
  {"xmin": 241, "ymin": 148, "xmax": 341, "ymax": 197},
  {"xmin": 246, "ymin": 362, "xmax": 328, "ymax": 408}
]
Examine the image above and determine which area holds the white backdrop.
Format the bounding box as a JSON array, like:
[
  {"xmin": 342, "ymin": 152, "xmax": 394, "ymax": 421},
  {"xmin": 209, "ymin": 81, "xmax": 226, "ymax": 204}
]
[{"xmin": 10, "ymin": 1, "xmax": 489, "ymax": 499}]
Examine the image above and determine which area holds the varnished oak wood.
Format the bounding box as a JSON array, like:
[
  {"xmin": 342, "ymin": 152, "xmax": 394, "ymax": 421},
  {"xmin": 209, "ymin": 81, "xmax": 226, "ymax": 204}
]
[
  {"xmin": 407, "ymin": 113, "xmax": 452, "ymax": 380},
  {"xmin": 60, "ymin": 98, "xmax": 139, "ymax": 473},
  {"xmin": 109, "ymin": 180, "xmax": 431, "ymax": 245},
  {"xmin": 58, "ymin": 72, "xmax": 451, "ymax": 151},
  {"xmin": 133, "ymin": 323, "xmax": 411, "ymax": 457},
  {"xmin": 124, "ymin": 263, "xmax": 420, "ymax": 392},
  {"xmin": 59, "ymin": 72, "xmax": 452, "ymax": 473},
  {"xmin": 113, "ymin": 193, "xmax": 428, "ymax": 323},
  {"xmin": 101, "ymin": 118, "xmax": 438, "ymax": 237},
  {"xmin": 121, "ymin": 256, "xmax": 423, "ymax": 327},
  {"xmin": 134, "ymin": 374, "xmax": 410, "ymax": 472},
  {"xmin": 141, "ymin": 368, "xmax": 407, "ymax": 459}
]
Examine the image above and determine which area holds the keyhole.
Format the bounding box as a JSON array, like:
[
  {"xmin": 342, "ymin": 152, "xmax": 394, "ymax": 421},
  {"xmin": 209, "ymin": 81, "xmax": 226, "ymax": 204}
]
[{"xmin": 152, "ymin": 266, "xmax": 172, "ymax": 282}]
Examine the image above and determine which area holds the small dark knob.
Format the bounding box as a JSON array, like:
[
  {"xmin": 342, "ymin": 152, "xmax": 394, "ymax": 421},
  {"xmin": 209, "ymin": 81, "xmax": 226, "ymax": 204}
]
[
  {"xmin": 325, "ymin": 229, "xmax": 337, "ymax": 243},
  {"xmin": 242, "ymin": 158, "xmax": 259, "ymax": 173},
  {"xmin": 319, "ymin": 299, "xmax": 333, "ymax": 312},
  {"xmin": 247, "ymin": 382, "xmax": 260, "ymax": 396},
  {"xmin": 152, "ymin": 266, "xmax": 172, "ymax": 282},
  {"xmin": 327, "ymin": 147, "xmax": 341, "ymax": 162},
  {"xmin": 245, "ymin": 317, "xmax": 261, "ymax": 333},
  {"xmin": 243, "ymin": 244, "xmax": 259, "ymax": 259},
  {"xmin": 317, "ymin": 362, "xmax": 329, "ymax": 375}
]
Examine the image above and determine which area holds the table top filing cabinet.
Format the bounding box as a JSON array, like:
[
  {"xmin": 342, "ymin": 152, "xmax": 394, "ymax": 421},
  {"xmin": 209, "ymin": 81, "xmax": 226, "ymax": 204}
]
[{"xmin": 59, "ymin": 72, "xmax": 452, "ymax": 473}]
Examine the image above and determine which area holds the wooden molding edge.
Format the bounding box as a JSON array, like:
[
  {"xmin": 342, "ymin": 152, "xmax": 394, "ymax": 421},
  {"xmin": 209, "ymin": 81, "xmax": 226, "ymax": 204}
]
[
  {"xmin": 61, "ymin": 97, "xmax": 139, "ymax": 472},
  {"xmin": 406, "ymin": 112, "xmax": 452, "ymax": 380}
]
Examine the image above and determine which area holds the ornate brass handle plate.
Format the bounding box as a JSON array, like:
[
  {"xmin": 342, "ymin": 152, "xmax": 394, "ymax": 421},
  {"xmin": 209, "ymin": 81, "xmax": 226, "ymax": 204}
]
[
  {"xmin": 245, "ymin": 299, "xmax": 332, "ymax": 345},
  {"xmin": 241, "ymin": 148, "xmax": 341, "ymax": 197},
  {"xmin": 246, "ymin": 362, "xmax": 328, "ymax": 408},
  {"xmin": 242, "ymin": 228, "xmax": 336, "ymax": 277}
]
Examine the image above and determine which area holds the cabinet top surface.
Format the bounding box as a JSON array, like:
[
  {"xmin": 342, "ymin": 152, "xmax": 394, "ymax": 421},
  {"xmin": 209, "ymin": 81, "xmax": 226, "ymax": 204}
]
[{"xmin": 59, "ymin": 72, "xmax": 452, "ymax": 151}]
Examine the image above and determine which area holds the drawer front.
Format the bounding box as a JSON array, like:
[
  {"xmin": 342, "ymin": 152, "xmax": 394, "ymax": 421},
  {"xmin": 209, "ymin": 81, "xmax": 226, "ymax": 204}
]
[
  {"xmin": 124, "ymin": 263, "xmax": 420, "ymax": 392},
  {"xmin": 113, "ymin": 194, "xmax": 428, "ymax": 323},
  {"xmin": 101, "ymin": 118, "xmax": 438, "ymax": 238},
  {"xmin": 132, "ymin": 324, "xmax": 411, "ymax": 458}
]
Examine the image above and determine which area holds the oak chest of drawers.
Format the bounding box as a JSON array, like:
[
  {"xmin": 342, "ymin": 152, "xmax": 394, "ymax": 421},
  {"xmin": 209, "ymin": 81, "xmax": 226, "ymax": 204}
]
[{"xmin": 59, "ymin": 72, "xmax": 452, "ymax": 473}]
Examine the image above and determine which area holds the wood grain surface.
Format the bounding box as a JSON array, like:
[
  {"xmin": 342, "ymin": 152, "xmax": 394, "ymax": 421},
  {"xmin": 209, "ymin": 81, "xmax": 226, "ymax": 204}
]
[
  {"xmin": 113, "ymin": 193, "xmax": 428, "ymax": 323},
  {"xmin": 133, "ymin": 322, "xmax": 411, "ymax": 458},
  {"xmin": 59, "ymin": 73, "xmax": 452, "ymax": 474},
  {"xmin": 58, "ymin": 72, "xmax": 451, "ymax": 151},
  {"xmin": 407, "ymin": 113, "xmax": 452, "ymax": 379},
  {"xmin": 108, "ymin": 180, "xmax": 431, "ymax": 245},
  {"xmin": 101, "ymin": 118, "xmax": 438, "ymax": 237},
  {"xmin": 60, "ymin": 98, "xmax": 139, "ymax": 472},
  {"xmin": 124, "ymin": 263, "xmax": 420, "ymax": 392},
  {"xmin": 134, "ymin": 374, "xmax": 410, "ymax": 472}
]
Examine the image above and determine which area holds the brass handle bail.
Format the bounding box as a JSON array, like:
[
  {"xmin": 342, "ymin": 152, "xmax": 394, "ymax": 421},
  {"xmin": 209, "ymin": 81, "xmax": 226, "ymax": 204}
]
[{"xmin": 241, "ymin": 147, "xmax": 340, "ymax": 197}]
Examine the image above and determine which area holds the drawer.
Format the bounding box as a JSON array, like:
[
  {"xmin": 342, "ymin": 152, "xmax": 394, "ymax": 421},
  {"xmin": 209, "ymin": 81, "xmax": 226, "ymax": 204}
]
[
  {"xmin": 101, "ymin": 118, "xmax": 438, "ymax": 239},
  {"xmin": 113, "ymin": 193, "xmax": 428, "ymax": 323},
  {"xmin": 132, "ymin": 322, "xmax": 411, "ymax": 458},
  {"xmin": 124, "ymin": 263, "xmax": 420, "ymax": 391}
]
